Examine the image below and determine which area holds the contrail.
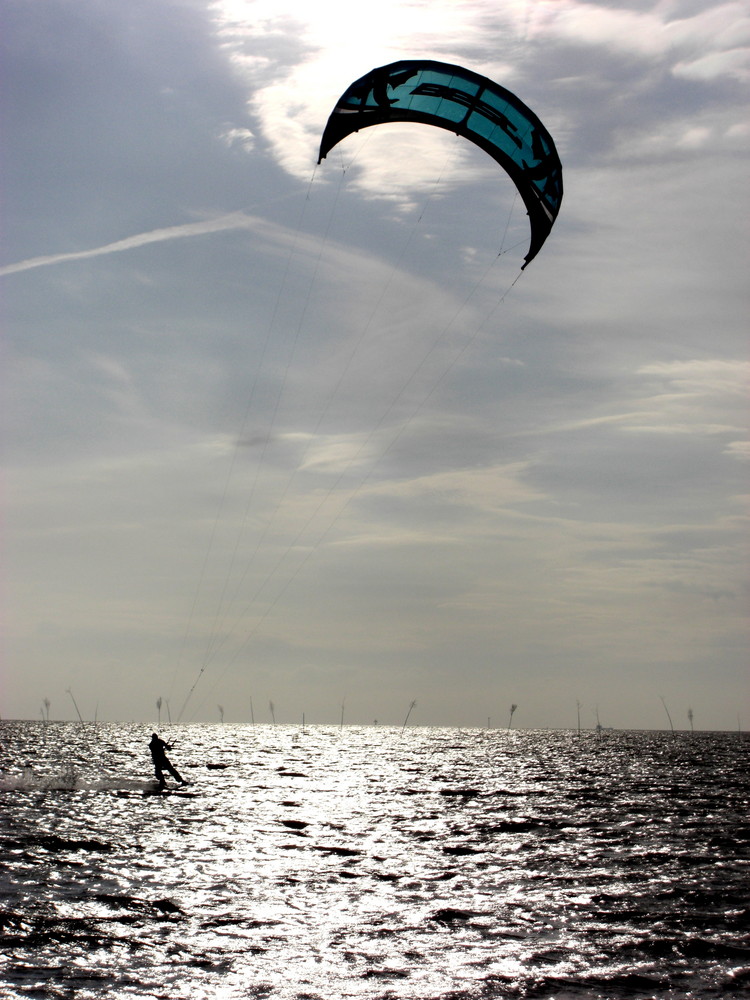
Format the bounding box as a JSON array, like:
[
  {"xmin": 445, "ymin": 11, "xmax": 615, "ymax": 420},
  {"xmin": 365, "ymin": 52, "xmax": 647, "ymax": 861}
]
[{"xmin": 0, "ymin": 212, "xmax": 266, "ymax": 277}]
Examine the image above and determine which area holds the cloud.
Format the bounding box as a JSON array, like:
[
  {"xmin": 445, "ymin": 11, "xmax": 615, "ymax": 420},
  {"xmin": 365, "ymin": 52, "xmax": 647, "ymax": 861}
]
[
  {"xmin": 638, "ymin": 359, "xmax": 748, "ymax": 395},
  {"xmin": 514, "ymin": 360, "xmax": 748, "ymax": 445},
  {"xmin": 626, "ymin": 360, "xmax": 749, "ymax": 437},
  {"xmin": 725, "ymin": 441, "xmax": 750, "ymax": 461},
  {"xmin": 540, "ymin": 0, "xmax": 750, "ymax": 81},
  {"xmin": 365, "ymin": 462, "xmax": 542, "ymax": 514},
  {"xmin": 0, "ymin": 212, "xmax": 282, "ymax": 277},
  {"xmin": 674, "ymin": 46, "xmax": 750, "ymax": 81},
  {"xmin": 219, "ymin": 126, "xmax": 256, "ymax": 150},
  {"xmin": 296, "ymin": 431, "xmax": 381, "ymax": 472}
]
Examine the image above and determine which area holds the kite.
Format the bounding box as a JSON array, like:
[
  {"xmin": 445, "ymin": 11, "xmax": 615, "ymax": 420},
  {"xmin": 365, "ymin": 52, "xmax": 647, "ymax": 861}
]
[{"xmin": 318, "ymin": 60, "xmax": 563, "ymax": 267}]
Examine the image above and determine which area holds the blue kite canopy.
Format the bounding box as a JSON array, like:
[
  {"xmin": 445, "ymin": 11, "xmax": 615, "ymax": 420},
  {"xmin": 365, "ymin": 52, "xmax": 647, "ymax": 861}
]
[{"xmin": 318, "ymin": 60, "xmax": 563, "ymax": 268}]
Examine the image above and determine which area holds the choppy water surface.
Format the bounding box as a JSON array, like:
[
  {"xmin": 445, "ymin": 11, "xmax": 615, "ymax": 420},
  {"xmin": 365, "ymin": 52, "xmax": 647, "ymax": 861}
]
[{"xmin": 1, "ymin": 723, "xmax": 748, "ymax": 999}]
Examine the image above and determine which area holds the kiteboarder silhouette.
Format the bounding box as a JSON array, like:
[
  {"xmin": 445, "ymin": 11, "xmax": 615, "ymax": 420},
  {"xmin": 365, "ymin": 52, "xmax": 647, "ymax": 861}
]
[{"xmin": 149, "ymin": 733, "xmax": 186, "ymax": 789}]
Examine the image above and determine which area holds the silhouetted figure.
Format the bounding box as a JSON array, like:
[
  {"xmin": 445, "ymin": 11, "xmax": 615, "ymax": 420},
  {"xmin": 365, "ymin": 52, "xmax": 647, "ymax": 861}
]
[{"xmin": 149, "ymin": 733, "xmax": 185, "ymax": 789}]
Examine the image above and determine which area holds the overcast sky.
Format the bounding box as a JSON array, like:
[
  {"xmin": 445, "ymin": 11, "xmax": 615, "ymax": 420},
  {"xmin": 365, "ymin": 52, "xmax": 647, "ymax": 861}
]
[{"xmin": 2, "ymin": 0, "xmax": 748, "ymax": 729}]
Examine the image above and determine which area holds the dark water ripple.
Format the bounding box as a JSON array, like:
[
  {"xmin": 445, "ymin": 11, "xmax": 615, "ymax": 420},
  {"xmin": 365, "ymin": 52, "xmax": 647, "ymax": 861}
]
[{"xmin": 1, "ymin": 722, "xmax": 748, "ymax": 999}]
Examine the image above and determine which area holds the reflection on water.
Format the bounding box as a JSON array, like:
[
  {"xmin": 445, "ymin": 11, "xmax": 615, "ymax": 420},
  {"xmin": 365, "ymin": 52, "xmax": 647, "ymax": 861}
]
[{"xmin": 1, "ymin": 722, "xmax": 748, "ymax": 999}]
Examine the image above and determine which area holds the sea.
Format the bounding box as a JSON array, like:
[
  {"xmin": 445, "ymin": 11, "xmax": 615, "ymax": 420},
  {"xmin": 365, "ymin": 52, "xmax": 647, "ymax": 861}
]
[{"xmin": 0, "ymin": 722, "xmax": 748, "ymax": 1000}]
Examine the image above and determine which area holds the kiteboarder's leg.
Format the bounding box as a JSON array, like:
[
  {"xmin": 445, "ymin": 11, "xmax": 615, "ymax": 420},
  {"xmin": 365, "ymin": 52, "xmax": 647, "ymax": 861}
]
[
  {"xmin": 164, "ymin": 758, "xmax": 186, "ymax": 784},
  {"xmin": 154, "ymin": 764, "xmax": 166, "ymax": 789}
]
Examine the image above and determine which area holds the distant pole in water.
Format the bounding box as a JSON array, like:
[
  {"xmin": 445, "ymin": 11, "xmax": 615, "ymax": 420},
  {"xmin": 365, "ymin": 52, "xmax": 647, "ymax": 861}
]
[
  {"xmin": 218, "ymin": 704, "xmax": 224, "ymax": 723},
  {"xmin": 507, "ymin": 703, "xmax": 518, "ymax": 731},
  {"xmin": 66, "ymin": 688, "xmax": 84, "ymax": 724},
  {"xmin": 576, "ymin": 700, "xmax": 582, "ymax": 735},
  {"xmin": 166, "ymin": 699, "xmax": 172, "ymax": 726},
  {"xmin": 43, "ymin": 698, "xmax": 51, "ymax": 723},
  {"xmin": 401, "ymin": 700, "xmax": 417, "ymax": 732},
  {"xmin": 660, "ymin": 696, "xmax": 675, "ymax": 735},
  {"xmin": 269, "ymin": 701, "xmax": 276, "ymax": 725},
  {"xmin": 687, "ymin": 707, "xmax": 694, "ymax": 732},
  {"xmin": 249, "ymin": 697, "xmax": 255, "ymax": 727},
  {"xmin": 156, "ymin": 697, "xmax": 162, "ymax": 727}
]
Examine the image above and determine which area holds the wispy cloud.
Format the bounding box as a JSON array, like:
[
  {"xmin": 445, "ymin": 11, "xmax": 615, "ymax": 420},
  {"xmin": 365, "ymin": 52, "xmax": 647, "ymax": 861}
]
[
  {"xmin": 539, "ymin": 0, "xmax": 750, "ymax": 80},
  {"xmin": 0, "ymin": 211, "xmax": 297, "ymax": 277},
  {"xmin": 511, "ymin": 359, "xmax": 749, "ymax": 445}
]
